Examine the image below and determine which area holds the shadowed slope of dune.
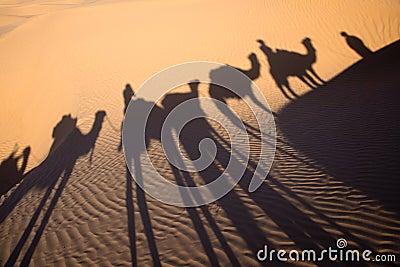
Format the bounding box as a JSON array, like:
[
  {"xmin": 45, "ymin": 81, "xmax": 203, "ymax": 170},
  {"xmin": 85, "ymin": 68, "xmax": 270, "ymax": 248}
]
[{"xmin": 278, "ymin": 40, "xmax": 400, "ymax": 212}]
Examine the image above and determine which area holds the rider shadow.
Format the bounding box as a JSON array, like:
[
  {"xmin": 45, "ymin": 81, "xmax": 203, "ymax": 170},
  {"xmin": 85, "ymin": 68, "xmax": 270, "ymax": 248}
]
[
  {"xmin": 257, "ymin": 38, "xmax": 325, "ymax": 100},
  {"xmin": 3, "ymin": 110, "xmax": 106, "ymax": 267},
  {"xmin": 118, "ymin": 84, "xmax": 135, "ymax": 152},
  {"xmin": 341, "ymin": 31, "xmax": 373, "ymax": 58},
  {"xmin": 0, "ymin": 145, "xmax": 30, "ymax": 197}
]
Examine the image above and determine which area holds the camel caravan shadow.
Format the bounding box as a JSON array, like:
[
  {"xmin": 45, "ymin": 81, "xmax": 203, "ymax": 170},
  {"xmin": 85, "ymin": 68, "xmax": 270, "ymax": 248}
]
[
  {"xmin": 277, "ymin": 40, "xmax": 400, "ymax": 212},
  {"xmin": 0, "ymin": 110, "xmax": 106, "ymax": 266}
]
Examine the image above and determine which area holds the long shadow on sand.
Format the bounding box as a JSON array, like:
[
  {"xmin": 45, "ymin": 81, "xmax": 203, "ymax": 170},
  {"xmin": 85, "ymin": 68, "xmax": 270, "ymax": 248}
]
[
  {"xmin": 121, "ymin": 87, "xmax": 163, "ymax": 267},
  {"xmin": 278, "ymin": 40, "xmax": 400, "ymax": 213},
  {"xmin": 159, "ymin": 78, "xmax": 340, "ymax": 265},
  {"xmin": 173, "ymin": 40, "xmax": 400, "ymax": 265},
  {"xmin": 2, "ymin": 111, "xmax": 106, "ymax": 266}
]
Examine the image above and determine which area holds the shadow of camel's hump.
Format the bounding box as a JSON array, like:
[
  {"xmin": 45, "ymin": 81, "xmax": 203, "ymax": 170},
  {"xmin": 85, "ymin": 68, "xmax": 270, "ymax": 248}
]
[{"xmin": 278, "ymin": 40, "xmax": 400, "ymax": 212}]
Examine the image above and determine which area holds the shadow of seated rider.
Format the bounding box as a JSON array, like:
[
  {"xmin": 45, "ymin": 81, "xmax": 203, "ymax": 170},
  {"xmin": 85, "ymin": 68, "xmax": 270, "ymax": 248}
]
[
  {"xmin": 49, "ymin": 114, "xmax": 77, "ymax": 155},
  {"xmin": 119, "ymin": 83, "xmax": 135, "ymax": 152},
  {"xmin": 48, "ymin": 111, "xmax": 106, "ymax": 168},
  {"xmin": 341, "ymin": 32, "xmax": 373, "ymax": 58},
  {"xmin": 0, "ymin": 145, "xmax": 31, "ymax": 196}
]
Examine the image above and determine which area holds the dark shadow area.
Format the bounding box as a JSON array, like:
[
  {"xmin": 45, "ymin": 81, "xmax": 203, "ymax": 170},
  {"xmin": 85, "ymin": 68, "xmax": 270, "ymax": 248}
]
[
  {"xmin": 0, "ymin": 145, "xmax": 30, "ymax": 196},
  {"xmin": 131, "ymin": 155, "xmax": 162, "ymax": 267},
  {"xmin": 155, "ymin": 50, "xmax": 354, "ymax": 263},
  {"xmin": 123, "ymin": 92, "xmax": 163, "ymax": 267},
  {"xmin": 119, "ymin": 83, "xmax": 134, "ymax": 152},
  {"xmin": 162, "ymin": 79, "xmax": 350, "ymax": 265},
  {"xmin": 3, "ymin": 38, "xmax": 396, "ymax": 266},
  {"xmin": 125, "ymin": 166, "xmax": 137, "ymax": 267},
  {"xmin": 120, "ymin": 84, "xmax": 137, "ymax": 266},
  {"xmin": 278, "ymin": 40, "xmax": 400, "ymax": 212},
  {"xmin": 161, "ymin": 81, "xmax": 242, "ymax": 266},
  {"xmin": 257, "ymin": 38, "xmax": 325, "ymax": 100},
  {"xmin": 2, "ymin": 110, "xmax": 106, "ymax": 266},
  {"xmin": 341, "ymin": 32, "xmax": 373, "ymax": 58},
  {"xmin": 120, "ymin": 40, "xmax": 400, "ymax": 265}
]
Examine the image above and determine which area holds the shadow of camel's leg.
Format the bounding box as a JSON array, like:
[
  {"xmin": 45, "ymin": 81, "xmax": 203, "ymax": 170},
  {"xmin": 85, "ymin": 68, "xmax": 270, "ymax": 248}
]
[
  {"xmin": 304, "ymin": 72, "xmax": 320, "ymax": 87},
  {"xmin": 298, "ymin": 75, "xmax": 317, "ymax": 89},
  {"xmin": 309, "ymin": 67, "xmax": 325, "ymax": 83},
  {"xmin": 133, "ymin": 155, "xmax": 162, "ymax": 267},
  {"xmin": 248, "ymin": 91, "xmax": 273, "ymax": 114},
  {"xmin": 5, "ymin": 169, "xmax": 60, "ymax": 267},
  {"xmin": 281, "ymin": 80, "xmax": 298, "ymax": 99},
  {"xmin": 177, "ymin": 126, "xmax": 240, "ymax": 266},
  {"xmin": 21, "ymin": 162, "xmax": 76, "ymax": 266},
  {"xmin": 214, "ymin": 98, "xmax": 251, "ymax": 130},
  {"xmin": 126, "ymin": 166, "xmax": 136, "ymax": 266},
  {"xmin": 277, "ymin": 83, "xmax": 294, "ymax": 100},
  {"xmin": 169, "ymin": 162, "xmax": 220, "ymax": 266}
]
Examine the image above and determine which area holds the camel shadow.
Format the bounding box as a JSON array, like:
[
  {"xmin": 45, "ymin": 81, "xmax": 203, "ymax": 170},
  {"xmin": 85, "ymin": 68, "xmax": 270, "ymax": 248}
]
[
  {"xmin": 208, "ymin": 53, "xmax": 276, "ymax": 142},
  {"xmin": 209, "ymin": 52, "xmax": 272, "ymax": 115},
  {"xmin": 1, "ymin": 110, "xmax": 106, "ymax": 266},
  {"xmin": 209, "ymin": 53, "xmax": 260, "ymax": 102},
  {"xmin": 258, "ymin": 38, "xmax": 325, "ymax": 100}
]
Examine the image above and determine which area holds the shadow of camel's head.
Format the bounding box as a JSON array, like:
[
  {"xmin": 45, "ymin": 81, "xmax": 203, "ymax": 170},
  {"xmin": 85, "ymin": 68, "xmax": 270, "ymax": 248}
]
[
  {"xmin": 302, "ymin": 37, "xmax": 312, "ymax": 45},
  {"xmin": 95, "ymin": 110, "xmax": 107, "ymax": 120}
]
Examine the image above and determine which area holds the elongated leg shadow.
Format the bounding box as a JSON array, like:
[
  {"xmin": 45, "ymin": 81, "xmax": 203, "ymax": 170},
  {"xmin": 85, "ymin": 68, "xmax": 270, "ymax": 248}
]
[
  {"xmin": 168, "ymin": 136, "xmax": 239, "ymax": 267},
  {"xmin": 126, "ymin": 166, "xmax": 137, "ymax": 266},
  {"xmin": 133, "ymin": 155, "xmax": 162, "ymax": 267},
  {"xmin": 169, "ymin": 164, "xmax": 220, "ymax": 267},
  {"xmin": 20, "ymin": 165, "xmax": 75, "ymax": 266},
  {"xmin": 5, "ymin": 173, "xmax": 60, "ymax": 267}
]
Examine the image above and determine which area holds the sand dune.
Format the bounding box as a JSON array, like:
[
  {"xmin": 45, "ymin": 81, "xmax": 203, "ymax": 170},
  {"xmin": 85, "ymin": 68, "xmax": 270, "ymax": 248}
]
[{"xmin": 0, "ymin": 0, "xmax": 399, "ymax": 266}]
